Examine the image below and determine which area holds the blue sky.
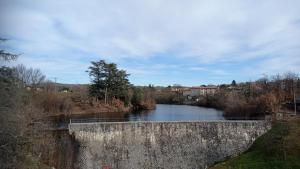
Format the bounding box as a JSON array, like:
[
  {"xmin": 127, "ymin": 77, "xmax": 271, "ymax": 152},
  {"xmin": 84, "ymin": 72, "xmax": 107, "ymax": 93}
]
[{"xmin": 1, "ymin": 0, "xmax": 300, "ymax": 86}]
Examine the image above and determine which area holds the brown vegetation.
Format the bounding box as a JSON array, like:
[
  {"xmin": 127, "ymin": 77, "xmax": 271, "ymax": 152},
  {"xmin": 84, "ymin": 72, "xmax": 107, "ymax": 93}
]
[{"xmin": 196, "ymin": 73, "xmax": 299, "ymax": 119}]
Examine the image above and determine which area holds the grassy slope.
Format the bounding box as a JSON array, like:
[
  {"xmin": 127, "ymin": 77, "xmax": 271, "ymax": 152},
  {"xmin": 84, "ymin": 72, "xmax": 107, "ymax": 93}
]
[{"xmin": 210, "ymin": 119, "xmax": 300, "ymax": 169}]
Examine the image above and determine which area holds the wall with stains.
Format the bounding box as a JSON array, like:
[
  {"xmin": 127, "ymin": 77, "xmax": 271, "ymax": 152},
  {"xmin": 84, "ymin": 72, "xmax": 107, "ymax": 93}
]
[{"xmin": 69, "ymin": 121, "xmax": 271, "ymax": 169}]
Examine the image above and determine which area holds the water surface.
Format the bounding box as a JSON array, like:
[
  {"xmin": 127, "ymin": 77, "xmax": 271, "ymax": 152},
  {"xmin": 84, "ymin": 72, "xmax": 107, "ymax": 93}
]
[
  {"xmin": 127, "ymin": 104, "xmax": 225, "ymax": 121},
  {"xmin": 69, "ymin": 104, "xmax": 225, "ymax": 122}
]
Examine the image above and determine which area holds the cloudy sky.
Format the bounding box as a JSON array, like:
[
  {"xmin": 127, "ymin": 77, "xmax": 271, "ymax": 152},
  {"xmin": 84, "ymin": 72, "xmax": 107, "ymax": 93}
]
[{"xmin": 1, "ymin": 0, "xmax": 300, "ymax": 86}]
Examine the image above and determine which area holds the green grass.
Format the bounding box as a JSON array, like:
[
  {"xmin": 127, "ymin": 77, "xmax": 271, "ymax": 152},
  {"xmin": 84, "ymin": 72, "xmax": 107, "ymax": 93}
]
[{"xmin": 210, "ymin": 119, "xmax": 300, "ymax": 169}]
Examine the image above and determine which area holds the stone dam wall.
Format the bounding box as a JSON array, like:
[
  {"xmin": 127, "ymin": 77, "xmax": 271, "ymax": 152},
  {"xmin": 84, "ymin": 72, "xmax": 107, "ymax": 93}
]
[{"xmin": 69, "ymin": 121, "xmax": 271, "ymax": 169}]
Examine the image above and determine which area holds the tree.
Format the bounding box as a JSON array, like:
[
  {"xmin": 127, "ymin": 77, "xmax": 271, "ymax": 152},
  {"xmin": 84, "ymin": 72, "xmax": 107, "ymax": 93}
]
[
  {"xmin": 87, "ymin": 60, "xmax": 107, "ymax": 101},
  {"xmin": 0, "ymin": 39, "xmax": 18, "ymax": 61},
  {"xmin": 87, "ymin": 60, "xmax": 130, "ymax": 104},
  {"xmin": 14, "ymin": 64, "xmax": 45, "ymax": 88},
  {"xmin": 1, "ymin": 39, "xmax": 50, "ymax": 168},
  {"xmin": 131, "ymin": 87, "xmax": 143, "ymax": 109},
  {"xmin": 131, "ymin": 86, "xmax": 156, "ymax": 110},
  {"xmin": 0, "ymin": 40, "xmax": 26, "ymax": 168},
  {"xmin": 112, "ymin": 70, "xmax": 131, "ymax": 103},
  {"xmin": 231, "ymin": 80, "xmax": 237, "ymax": 86}
]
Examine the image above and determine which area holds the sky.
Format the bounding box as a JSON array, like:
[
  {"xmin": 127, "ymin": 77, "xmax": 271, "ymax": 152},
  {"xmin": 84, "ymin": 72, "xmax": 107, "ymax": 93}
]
[{"xmin": 0, "ymin": 0, "xmax": 300, "ymax": 86}]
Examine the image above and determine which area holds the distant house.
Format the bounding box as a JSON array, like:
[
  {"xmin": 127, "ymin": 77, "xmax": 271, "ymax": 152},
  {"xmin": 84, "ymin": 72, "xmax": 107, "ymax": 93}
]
[
  {"xmin": 59, "ymin": 86, "xmax": 72, "ymax": 93},
  {"xmin": 183, "ymin": 86, "xmax": 218, "ymax": 97},
  {"xmin": 170, "ymin": 87, "xmax": 189, "ymax": 93},
  {"xmin": 183, "ymin": 89, "xmax": 192, "ymax": 97},
  {"xmin": 227, "ymin": 86, "xmax": 242, "ymax": 90},
  {"xmin": 193, "ymin": 86, "xmax": 218, "ymax": 96}
]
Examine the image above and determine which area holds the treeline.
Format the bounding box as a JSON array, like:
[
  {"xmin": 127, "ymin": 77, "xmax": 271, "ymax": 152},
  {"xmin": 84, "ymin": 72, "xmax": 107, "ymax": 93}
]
[
  {"xmin": 154, "ymin": 74, "xmax": 299, "ymax": 119},
  {"xmin": 196, "ymin": 74, "xmax": 299, "ymax": 119}
]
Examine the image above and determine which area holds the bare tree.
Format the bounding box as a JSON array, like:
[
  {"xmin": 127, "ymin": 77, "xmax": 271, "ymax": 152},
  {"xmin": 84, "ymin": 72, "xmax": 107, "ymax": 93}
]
[
  {"xmin": 0, "ymin": 39, "xmax": 19, "ymax": 61},
  {"xmin": 14, "ymin": 64, "xmax": 46, "ymax": 88}
]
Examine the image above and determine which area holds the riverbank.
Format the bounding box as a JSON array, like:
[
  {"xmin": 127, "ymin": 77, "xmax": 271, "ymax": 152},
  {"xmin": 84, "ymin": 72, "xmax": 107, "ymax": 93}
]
[
  {"xmin": 210, "ymin": 118, "xmax": 300, "ymax": 169},
  {"xmin": 44, "ymin": 91, "xmax": 157, "ymax": 118}
]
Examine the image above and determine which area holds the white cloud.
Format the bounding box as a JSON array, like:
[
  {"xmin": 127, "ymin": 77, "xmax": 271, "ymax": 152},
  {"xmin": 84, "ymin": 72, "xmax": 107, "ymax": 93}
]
[
  {"xmin": 189, "ymin": 66, "xmax": 229, "ymax": 76},
  {"xmin": 1, "ymin": 0, "xmax": 300, "ymax": 84},
  {"xmin": 244, "ymin": 56, "xmax": 300, "ymax": 77},
  {"xmin": 189, "ymin": 67, "xmax": 207, "ymax": 71}
]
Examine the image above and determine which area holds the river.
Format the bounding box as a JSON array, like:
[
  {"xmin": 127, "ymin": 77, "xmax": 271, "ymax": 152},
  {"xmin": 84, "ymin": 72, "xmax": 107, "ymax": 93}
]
[
  {"xmin": 70, "ymin": 104, "xmax": 225, "ymax": 122},
  {"xmin": 128, "ymin": 104, "xmax": 225, "ymax": 121}
]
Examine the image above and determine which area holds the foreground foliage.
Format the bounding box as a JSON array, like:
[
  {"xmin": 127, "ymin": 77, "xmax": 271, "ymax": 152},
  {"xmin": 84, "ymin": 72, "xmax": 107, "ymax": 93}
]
[
  {"xmin": 210, "ymin": 119, "xmax": 300, "ymax": 169},
  {"xmin": 1, "ymin": 40, "xmax": 51, "ymax": 168}
]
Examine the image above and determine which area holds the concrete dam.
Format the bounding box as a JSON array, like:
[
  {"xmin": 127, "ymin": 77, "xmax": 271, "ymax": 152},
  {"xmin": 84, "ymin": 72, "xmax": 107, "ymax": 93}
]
[{"xmin": 69, "ymin": 121, "xmax": 271, "ymax": 169}]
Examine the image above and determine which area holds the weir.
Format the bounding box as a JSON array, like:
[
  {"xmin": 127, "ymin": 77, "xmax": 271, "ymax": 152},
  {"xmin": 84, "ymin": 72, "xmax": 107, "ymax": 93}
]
[{"xmin": 69, "ymin": 121, "xmax": 271, "ymax": 169}]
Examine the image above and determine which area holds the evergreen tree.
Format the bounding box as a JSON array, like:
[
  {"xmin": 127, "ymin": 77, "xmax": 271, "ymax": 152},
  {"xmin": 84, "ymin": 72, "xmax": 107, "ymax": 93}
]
[
  {"xmin": 87, "ymin": 60, "xmax": 130, "ymax": 104},
  {"xmin": 231, "ymin": 80, "xmax": 237, "ymax": 86}
]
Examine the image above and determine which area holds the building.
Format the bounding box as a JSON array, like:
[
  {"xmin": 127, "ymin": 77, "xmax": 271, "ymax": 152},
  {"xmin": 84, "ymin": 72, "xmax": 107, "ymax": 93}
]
[
  {"xmin": 183, "ymin": 86, "xmax": 218, "ymax": 97},
  {"xmin": 169, "ymin": 86, "xmax": 189, "ymax": 92},
  {"xmin": 183, "ymin": 89, "xmax": 192, "ymax": 97}
]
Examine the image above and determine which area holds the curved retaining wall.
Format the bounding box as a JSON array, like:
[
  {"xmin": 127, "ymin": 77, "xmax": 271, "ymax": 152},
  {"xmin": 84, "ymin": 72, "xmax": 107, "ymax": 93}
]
[{"xmin": 69, "ymin": 121, "xmax": 271, "ymax": 169}]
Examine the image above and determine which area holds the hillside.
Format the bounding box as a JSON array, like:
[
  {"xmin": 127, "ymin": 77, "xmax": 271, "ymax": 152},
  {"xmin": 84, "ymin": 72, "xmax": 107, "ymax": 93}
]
[{"xmin": 210, "ymin": 119, "xmax": 300, "ymax": 169}]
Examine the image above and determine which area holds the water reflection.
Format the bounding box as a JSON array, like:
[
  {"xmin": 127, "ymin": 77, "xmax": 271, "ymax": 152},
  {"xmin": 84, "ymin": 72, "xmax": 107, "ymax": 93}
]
[
  {"xmin": 69, "ymin": 104, "xmax": 225, "ymax": 122},
  {"xmin": 127, "ymin": 104, "xmax": 225, "ymax": 121}
]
